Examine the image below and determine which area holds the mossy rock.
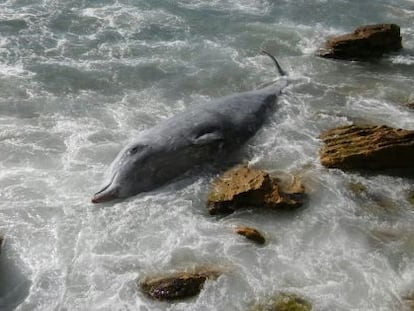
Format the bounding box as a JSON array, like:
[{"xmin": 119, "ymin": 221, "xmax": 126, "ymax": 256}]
[
  {"xmin": 348, "ymin": 182, "xmax": 368, "ymax": 195},
  {"xmin": 251, "ymin": 293, "xmax": 312, "ymax": 311}
]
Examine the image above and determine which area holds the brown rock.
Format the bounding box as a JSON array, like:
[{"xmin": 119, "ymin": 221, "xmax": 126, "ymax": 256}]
[
  {"xmin": 320, "ymin": 125, "xmax": 414, "ymax": 170},
  {"xmin": 207, "ymin": 165, "xmax": 306, "ymax": 215},
  {"xmin": 139, "ymin": 269, "xmax": 220, "ymax": 301},
  {"xmin": 317, "ymin": 24, "xmax": 402, "ymax": 60},
  {"xmin": 235, "ymin": 226, "xmax": 266, "ymax": 244},
  {"xmin": 405, "ymin": 102, "xmax": 414, "ymax": 110},
  {"xmin": 403, "ymin": 294, "xmax": 414, "ymax": 310}
]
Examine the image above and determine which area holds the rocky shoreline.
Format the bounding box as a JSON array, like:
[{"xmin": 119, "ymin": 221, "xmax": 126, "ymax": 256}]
[{"xmin": 133, "ymin": 23, "xmax": 414, "ymax": 309}]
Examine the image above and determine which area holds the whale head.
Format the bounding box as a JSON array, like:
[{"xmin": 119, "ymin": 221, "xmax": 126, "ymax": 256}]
[{"xmin": 91, "ymin": 142, "xmax": 156, "ymax": 203}]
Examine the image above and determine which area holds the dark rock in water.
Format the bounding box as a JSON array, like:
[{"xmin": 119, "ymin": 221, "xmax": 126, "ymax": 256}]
[
  {"xmin": 0, "ymin": 236, "xmax": 2, "ymax": 254},
  {"xmin": 250, "ymin": 292, "xmax": 312, "ymax": 311},
  {"xmin": 319, "ymin": 125, "xmax": 414, "ymax": 170},
  {"xmin": 408, "ymin": 190, "xmax": 414, "ymax": 206},
  {"xmin": 405, "ymin": 102, "xmax": 414, "ymax": 110},
  {"xmin": 317, "ymin": 24, "xmax": 402, "ymax": 60},
  {"xmin": 207, "ymin": 165, "xmax": 307, "ymax": 215},
  {"xmin": 235, "ymin": 226, "xmax": 266, "ymax": 245},
  {"xmin": 139, "ymin": 269, "xmax": 221, "ymax": 301}
]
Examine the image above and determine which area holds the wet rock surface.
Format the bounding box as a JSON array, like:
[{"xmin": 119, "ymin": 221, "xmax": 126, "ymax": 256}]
[
  {"xmin": 317, "ymin": 24, "xmax": 402, "ymax": 60},
  {"xmin": 250, "ymin": 292, "xmax": 312, "ymax": 311},
  {"xmin": 403, "ymin": 293, "xmax": 414, "ymax": 310},
  {"xmin": 234, "ymin": 226, "xmax": 266, "ymax": 245},
  {"xmin": 406, "ymin": 102, "xmax": 414, "ymax": 110},
  {"xmin": 139, "ymin": 269, "xmax": 221, "ymax": 301},
  {"xmin": 408, "ymin": 190, "xmax": 414, "ymax": 206},
  {"xmin": 320, "ymin": 125, "xmax": 414, "ymax": 170},
  {"xmin": 207, "ymin": 165, "xmax": 306, "ymax": 215}
]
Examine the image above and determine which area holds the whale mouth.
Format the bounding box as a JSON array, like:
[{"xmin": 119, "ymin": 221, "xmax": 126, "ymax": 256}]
[{"xmin": 91, "ymin": 182, "xmax": 119, "ymax": 204}]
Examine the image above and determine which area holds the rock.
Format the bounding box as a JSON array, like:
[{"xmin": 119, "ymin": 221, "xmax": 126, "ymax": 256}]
[
  {"xmin": 207, "ymin": 165, "xmax": 306, "ymax": 215},
  {"xmin": 250, "ymin": 292, "xmax": 312, "ymax": 311},
  {"xmin": 408, "ymin": 190, "xmax": 414, "ymax": 206},
  {"xmin": 348, "ymin": 181, "xmax": 398, "ymax": 214},
  {"xmin": 405, "ymin": 102, "xmax": 414, "ymax": 110},
  {"xmin": 234, "ymin": 226, "xmax": 266, "ymax": 245},
  {"xmin": 403, "ymin": 294, "xmax": 414, "ymax": 310},
  {"xmin": 317, "ymin": 24, "xmax": 402, "ymax": 60},
  {"xmin": 319, "ymin": 125, "xmax": 414, "ymax": 170},
  {"xmin": 139, "ymin": 269, "xmax": 220, "ymax": 301}
]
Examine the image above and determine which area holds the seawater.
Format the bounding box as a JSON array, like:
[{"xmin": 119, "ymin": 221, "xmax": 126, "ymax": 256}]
[{"xmin": 0, "ymin": 0, "xmax": 413, "ymax": 310}]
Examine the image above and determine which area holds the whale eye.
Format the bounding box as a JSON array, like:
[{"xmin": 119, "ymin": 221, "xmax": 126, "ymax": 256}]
[{"xmin": 128, "ymin": 145, "xmax": 141, "ymax": 155}]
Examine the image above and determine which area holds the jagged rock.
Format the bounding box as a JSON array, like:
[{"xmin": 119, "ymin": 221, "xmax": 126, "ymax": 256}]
[
  {"xmin": 139, "ymin": 269, "xmax": 220, "ymax": 301},
  {"xmin": 207, "ymin": 165, "xmax": 306, "ymax": 215},
  {"xmin": 0, "ymin": 235, "xmax": 3, "ymax": 254},
  {"xmin": 250, "ymin": 292, "xmax": 312, "ymax": 311},
  {"xmin": 234, "ymin": 226, "xmax": 266, "ymax": 245},
  {"xmin": 320, "ymin": 125, "xmax": 414, "ymax": 170},
  {"xmin": 317, "ymin": 24, "xmax": 402, "ymax": 60}
]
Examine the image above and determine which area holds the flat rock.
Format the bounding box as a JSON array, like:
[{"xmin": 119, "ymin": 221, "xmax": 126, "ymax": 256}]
[
  {"xmin": 139, "ymin": 269, "xmax": 220, "ymax": 301},
  {"xmin": 207, "ymin": 165, "xmax": 306, "ymax": 215},
  {"xmin": 234, "ymin": 226, "xmax": 266, "ymax": 245},
  {"xmin": 317, "ymin": 24, "xmax": 402, "ymax": 60},
  {"xmin": 320, "ymin": 125, "xmax": 414, "ymax": 170}
]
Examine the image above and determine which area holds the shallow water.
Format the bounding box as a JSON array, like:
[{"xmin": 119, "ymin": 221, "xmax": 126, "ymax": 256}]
[{"xmin": 0, "ymin": 0, "xmax": 414, "ymax": 310}]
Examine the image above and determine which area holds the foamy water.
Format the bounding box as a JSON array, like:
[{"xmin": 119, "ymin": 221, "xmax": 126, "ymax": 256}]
[{"xmin": 0, "ymin": 0, "xmax": 414, "ymax": 310}]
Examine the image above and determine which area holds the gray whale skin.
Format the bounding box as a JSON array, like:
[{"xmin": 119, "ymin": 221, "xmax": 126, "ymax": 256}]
[{"xmin": 92, "ymin": 60, "xmax": 287, "ymax": 203}]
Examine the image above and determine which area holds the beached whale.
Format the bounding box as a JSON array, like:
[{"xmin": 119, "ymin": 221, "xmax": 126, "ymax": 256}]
[{"xmin": 91, "ymin": 51, "xmax": 287, "ymax": 203}]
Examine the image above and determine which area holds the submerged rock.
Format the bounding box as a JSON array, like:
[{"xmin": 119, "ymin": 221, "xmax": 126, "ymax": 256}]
[
  {"xmin": 139, "ymin": 269, "xmax": 221, "ymax": 301},
  {"xmin": 207, "ymin": 165, "xmax": 306, "ymax": 215},
  {"xmin": 317, "ymin": 24, "xmax": 402, "ymax": 60},
  {"xmin": 319, "ymin": 125, "xmax": 414, "ymax": 170},
  {"xmin": 405, "ymin": 102, "xmax": 414, "ymax": 110},
  {"xmin": 408, "ymin": 190, "xmax": 414, "ymax": 206},
  {"xmin": 234, "ymin": 226, "xmax": 266, "ymax": 245},
  {"xmin": 403, "ymin": 294, "xmax": 414, "ymax": 310},
  {"xmin": 348, "ymin": 181, "xmax": 399, "ymax": 214},
  {"xmin": 250, "ymin": 292, "xmax": 312, "ymax": 311}
]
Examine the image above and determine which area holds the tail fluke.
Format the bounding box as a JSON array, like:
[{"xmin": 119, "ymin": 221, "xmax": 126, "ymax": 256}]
[{"xmin": 261, "ymin": 50, "xmax": 286, "ymax": 77}]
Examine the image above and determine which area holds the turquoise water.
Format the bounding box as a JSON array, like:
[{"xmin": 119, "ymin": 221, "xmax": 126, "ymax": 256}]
[{"xmin": 0, "ymin": 0, "xmax": 414, "ymax": 310}]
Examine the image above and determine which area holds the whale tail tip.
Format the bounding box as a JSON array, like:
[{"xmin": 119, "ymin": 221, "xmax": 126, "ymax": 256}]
[{"xmin": 261, "ymin": 50, "xmax": 286, "ymax": 77}]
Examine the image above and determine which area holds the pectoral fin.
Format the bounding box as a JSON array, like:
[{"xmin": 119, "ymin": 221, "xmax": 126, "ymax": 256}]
[{"xmin": 192, "ymin": 130, "xmax": 224, "ymax": 145}]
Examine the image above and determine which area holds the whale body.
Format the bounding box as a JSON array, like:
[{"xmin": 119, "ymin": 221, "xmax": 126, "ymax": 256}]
[{"xmin": 92, "ymin": 53, "xmax": 287, "ymax": 203}]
